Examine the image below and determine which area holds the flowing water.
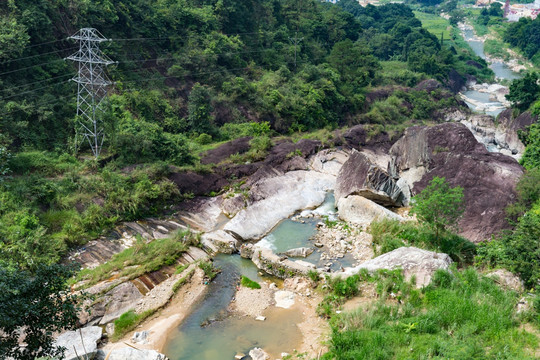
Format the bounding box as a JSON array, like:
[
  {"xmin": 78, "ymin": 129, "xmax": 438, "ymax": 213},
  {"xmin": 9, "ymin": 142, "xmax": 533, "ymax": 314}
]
[
  {"xmin": 256, "ymin": 192, "xmax": 355, "ymax": 270},
  {"xmin": 163, "ymin": 254, "xmax": 303, "ymax": 359},
  {"xmin": 460, "ymin": 28, "xmax": 521, "ymax": 118}
]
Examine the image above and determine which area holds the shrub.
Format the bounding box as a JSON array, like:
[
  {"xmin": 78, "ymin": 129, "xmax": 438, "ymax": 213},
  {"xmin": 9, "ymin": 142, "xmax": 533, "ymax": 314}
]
[{"xmin": 199, "ymin": 260, "xmax": 219, "ymax": 280}]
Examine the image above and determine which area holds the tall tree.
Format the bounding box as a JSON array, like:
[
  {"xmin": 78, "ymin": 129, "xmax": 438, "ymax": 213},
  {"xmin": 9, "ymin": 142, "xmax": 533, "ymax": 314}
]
[{"xmin": 0, "ymin": 264, "xmax": 80, "ymax": 360}]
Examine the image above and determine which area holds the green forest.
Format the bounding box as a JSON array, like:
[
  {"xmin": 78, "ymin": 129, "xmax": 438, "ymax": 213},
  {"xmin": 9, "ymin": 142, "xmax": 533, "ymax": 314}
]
[
  {"xmin": 0, "ymin": 0, "xmax": 539, "ymax": 359},
  {"xmin": 0, "ymin": 0, "xmax": 494, "ymax": 269}
]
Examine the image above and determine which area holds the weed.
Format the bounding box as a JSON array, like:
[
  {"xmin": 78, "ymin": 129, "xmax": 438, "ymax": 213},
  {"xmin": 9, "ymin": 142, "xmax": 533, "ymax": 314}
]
[
  {"xmin": 199, "ymin": 260, "xmax": 219, "ymax": 280},
  {"xmin": 111, "ymin": 309, "xmax": 155, "ymax": 342},
  {"xmin": 172, "ymin": 268, "xmax": 195, "ymax": 293},
  {"xmin": 308, "ymin": 270, "xmax": 320, "ymax": 283}
]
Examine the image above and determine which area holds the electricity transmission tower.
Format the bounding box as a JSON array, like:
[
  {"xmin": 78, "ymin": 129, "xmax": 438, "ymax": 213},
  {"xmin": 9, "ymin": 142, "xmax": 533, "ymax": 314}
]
[
  {"xmin": 66, "ymin": 28, "xmax": 114, "ymax": 159},
  {"xmin": 289, "ymin": 32, "xmax": 303, "ymax": 70}
]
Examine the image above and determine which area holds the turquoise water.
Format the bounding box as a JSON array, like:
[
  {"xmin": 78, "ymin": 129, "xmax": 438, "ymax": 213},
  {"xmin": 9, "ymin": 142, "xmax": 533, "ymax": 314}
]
[{"xmin": 257, "ymin": 192, "xmax": 355, "ymax": 270}]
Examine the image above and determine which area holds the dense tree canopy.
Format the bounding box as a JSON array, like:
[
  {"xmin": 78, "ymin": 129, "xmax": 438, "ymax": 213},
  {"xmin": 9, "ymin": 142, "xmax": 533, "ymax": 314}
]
[{"xmin": 0, "ymin": 264, "xmax": 80, "ymax": 360}]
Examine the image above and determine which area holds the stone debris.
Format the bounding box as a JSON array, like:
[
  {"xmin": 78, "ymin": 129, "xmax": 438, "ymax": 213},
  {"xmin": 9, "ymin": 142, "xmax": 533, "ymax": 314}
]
[
  {"xmin": 249, "ymin": 347, "xmax": 270, "ymax": 360},
  {"xmin": 275, "ymin": 291, "xmax": 295, "ymax": 309},
  {"xmin": 55, "ymin": 326, "xmax": 103, "ymax": 360}
]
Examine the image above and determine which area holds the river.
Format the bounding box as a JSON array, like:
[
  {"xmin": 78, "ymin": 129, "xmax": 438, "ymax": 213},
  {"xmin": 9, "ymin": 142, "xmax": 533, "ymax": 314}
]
[{"xmin": 460, "ymin": 27, "xmax": 522, "ymax": 117}]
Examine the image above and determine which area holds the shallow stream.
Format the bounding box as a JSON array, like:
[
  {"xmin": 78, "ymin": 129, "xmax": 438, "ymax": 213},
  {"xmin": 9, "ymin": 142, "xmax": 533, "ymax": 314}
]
[
  {"xmin": 163, "ymin": 255, "xmax": 302, "ymax": 359},
  {"xmin": 461, "ymin": 27, "xmax": 521, "ymax": 118}
]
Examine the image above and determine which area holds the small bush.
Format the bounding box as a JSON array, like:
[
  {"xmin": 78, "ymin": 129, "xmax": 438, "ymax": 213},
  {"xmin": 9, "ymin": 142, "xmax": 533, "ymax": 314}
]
[
  {"xmin": 308, "ymin": 270, "xmax": 320, "ymax": 283},
  {"xmin": 240, "ymin": 276, "xmax": 261, "ymax": 289},
  {"xmin": 199, "ymin": 260, "xmax": 219, "ymax": 280}
]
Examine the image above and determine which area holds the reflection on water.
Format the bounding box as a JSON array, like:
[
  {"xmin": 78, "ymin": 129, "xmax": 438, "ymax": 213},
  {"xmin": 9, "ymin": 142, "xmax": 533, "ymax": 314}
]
[{"xmin": 163, "ymin": 255, "xmax": 302, "ymax": 360}]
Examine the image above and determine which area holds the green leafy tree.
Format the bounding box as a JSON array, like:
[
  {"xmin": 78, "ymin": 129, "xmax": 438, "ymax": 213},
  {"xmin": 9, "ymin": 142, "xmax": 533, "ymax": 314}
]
[
  {"xmin": 506, "ymin": 72, "xmax": 540, "ymax": 110},
  {"xmin": 412, "ymin": 176, "xmax": 465, "ymax": 239},
  {"xmin": 0, "ymin": 133, "xmax": 11, "ymax": 180},
  {"xmin": 520, "ymin": 123, "xmax": 540, "ymax": 170},
  {"xmin": 187, "ymin": 83, "xmax": 217, "ymax": 136},
  {"xmin": 0, "ymin": 264, "xmax": 80, "ymax": 360}
]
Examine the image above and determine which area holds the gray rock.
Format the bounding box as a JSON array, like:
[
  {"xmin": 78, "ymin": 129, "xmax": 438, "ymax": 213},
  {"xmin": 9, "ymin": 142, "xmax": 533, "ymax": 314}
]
[
  {"xmin": 55, "ymin": 326, "xmax": 102, "ymax": 360},
  {"xmin": 131, "ymin": 330, "xmax": 150, "ymax": 345},
  {"xmin": 99, "ymin": 282, "xmax": 144, "ymax": 325},
  {"xmin": 282, "ymin": 247, "xmax": 314, "ymax": 258},
  {"xmin": 224, "ymin": 170, "xmax": 335, "ymax": 240},
  {"xmin": 335, "ymin": 149, "xmax": 405, "ymax": 207},
  {"xmin": 201, "ymin": 230, "xmax": 239, "ymax": 254},
  {"xmin": 249, "ymin": 347, "xmax": 270, "ymax": 360},
  {"xmin": 487, "ymin": 269, "xmax": 524, "ymax": 292},
  {"xmin": 96, "ymin": 347, "xmax": 168, "ymax": 360},
  {"xmin": 337, "ymin": 195, "xmax": 403, "ymax": 226},
  {"xmin": 390, "ymin": 123, "xmax": 524, "ymax": 243},
  {"xmin": 339, "ymin": 247, "xmax": 452, "ymax": 287}
]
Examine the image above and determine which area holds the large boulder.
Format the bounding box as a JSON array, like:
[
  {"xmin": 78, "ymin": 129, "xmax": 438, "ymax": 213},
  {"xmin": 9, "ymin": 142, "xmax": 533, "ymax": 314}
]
[
  {"xmin": 55, "ymin": 326, "xmax": 102, "ymax": 360},
  {"xmin": 337, "ymin": 195, "xmax": 403, "ymax": 226},
  {"xmin": 335, "ymin": 150, "xmax": 405, "ymax": 207},
  {"xmin": 96, "ymin": 347, "xmax": 168, "ymax": 360},
  {"xmin": 340, "ymin": 247, "xmax": 452, "ymax": 287},
  {"xmin": 390, "ymin": 122, "xmax": 523, "ymax": 242}
]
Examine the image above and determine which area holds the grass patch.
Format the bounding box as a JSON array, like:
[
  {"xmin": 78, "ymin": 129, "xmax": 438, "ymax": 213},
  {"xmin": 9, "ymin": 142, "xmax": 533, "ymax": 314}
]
[
  {"xmin": 172, "ymin": 268, "xmax": 195, "ymax": 293},
  {"xmin": 111, "ymin": 309, "xmax": 155, "ymax": 342},
  {"xmin": 240, "ymin": 275, "xmax": 261, "ymax": 289},
  {"xmin": 74, "ymin": 229, "xmax": 198, "ymax": 288},
  {"xmin": 413, "ymin": 11, "xmax": 452, "ymax": 41},
  {"xmin": 322, "ymin": 268, "xmax": 538, "ymax": 359}
]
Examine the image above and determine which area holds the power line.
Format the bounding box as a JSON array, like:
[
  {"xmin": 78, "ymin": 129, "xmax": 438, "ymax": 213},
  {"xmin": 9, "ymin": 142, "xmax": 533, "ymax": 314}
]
[
  {"xmin": 0, "ymin": 94, "xmax": 75, "ymax": 117},
  {"xmin": 117, "ymin": 48, "xmax": 277, "ymax": 64},
  {"xmin": 20, "ymin": 38, "xmax": 68, "ymax": 51},
  {"xmin": 0, "ymin": 80, "xmax": 71, "ymax": 102},
  {"xmin": 0, "ymin": 73, "xmax": 74, "ymax": 93},
  {"xmin": 111, "ymin": 31, "xmax": 267, "ymax": 42},
  {"xmin": 0, "ymin": 59, "xmax": 66, "ymax": 77},
  {"xmin": 0, "ymin": 47, "xmax": 78, "ymax": 65}
]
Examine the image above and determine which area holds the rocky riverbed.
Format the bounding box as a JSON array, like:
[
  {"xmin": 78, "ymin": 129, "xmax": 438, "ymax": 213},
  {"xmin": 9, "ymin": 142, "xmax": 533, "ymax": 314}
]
[{"xmin": 54, "ymin": 115, "xmax": 534, "ymax": 359}]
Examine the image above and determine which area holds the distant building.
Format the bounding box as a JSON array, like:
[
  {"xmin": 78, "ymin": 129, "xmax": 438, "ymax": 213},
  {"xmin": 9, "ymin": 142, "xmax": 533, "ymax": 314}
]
[{"xmin": 505, "ymin": 0, "xmax": 540, "ymax": 21}]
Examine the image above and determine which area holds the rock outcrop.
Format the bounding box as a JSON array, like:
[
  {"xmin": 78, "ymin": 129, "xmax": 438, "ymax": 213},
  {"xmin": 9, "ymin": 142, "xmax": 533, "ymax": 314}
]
[
  {"xmin": 224, "ymin": 170, "xmax": 335, "ymax": 240},
  {"xmin": 339, "ymin": 247, "xmax": 452, "ymax": 287},
  {"xmin": 55, "ymin": 326, "xmax": 102, "ymax": 360},
  {"xmin": 390, "ymin": 122, "xmax": 523, "ymax": 242},
  {"xmin": 337, "ymin": 196, "xmax": 403, "ymax": 226},
  {"xmin": 335, "ymin": 150, "xmax": 405, "ymax": 207}
]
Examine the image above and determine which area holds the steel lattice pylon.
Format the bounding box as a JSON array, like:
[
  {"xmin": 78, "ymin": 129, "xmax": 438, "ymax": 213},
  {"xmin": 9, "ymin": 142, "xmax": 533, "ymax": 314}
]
[{"xmin": 67, "ymin": 28, "xmax": 114, "ymax": 159}]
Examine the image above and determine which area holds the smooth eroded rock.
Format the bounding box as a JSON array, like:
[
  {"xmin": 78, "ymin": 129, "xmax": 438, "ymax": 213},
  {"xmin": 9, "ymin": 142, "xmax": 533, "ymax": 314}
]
[
  {"xmin": 224, "ymin": 170, "xmax": 335, "ymax": 240},
  {"xmin": 339, "ymin": 247, "xmax": 452, "ymax": 288},
  {"xmin": 96, "ymin": 347, "xmax": 168, "ymax": 360},
  {"xmin": 337, "ymin": 195, "xmax": 403, "ymax": 226}
]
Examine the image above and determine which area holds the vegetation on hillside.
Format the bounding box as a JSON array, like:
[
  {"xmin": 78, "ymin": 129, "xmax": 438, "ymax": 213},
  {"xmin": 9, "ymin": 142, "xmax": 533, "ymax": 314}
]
[{"xmin": 0, "ymin": 0, "xmax": 490, "ymax": 269}]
